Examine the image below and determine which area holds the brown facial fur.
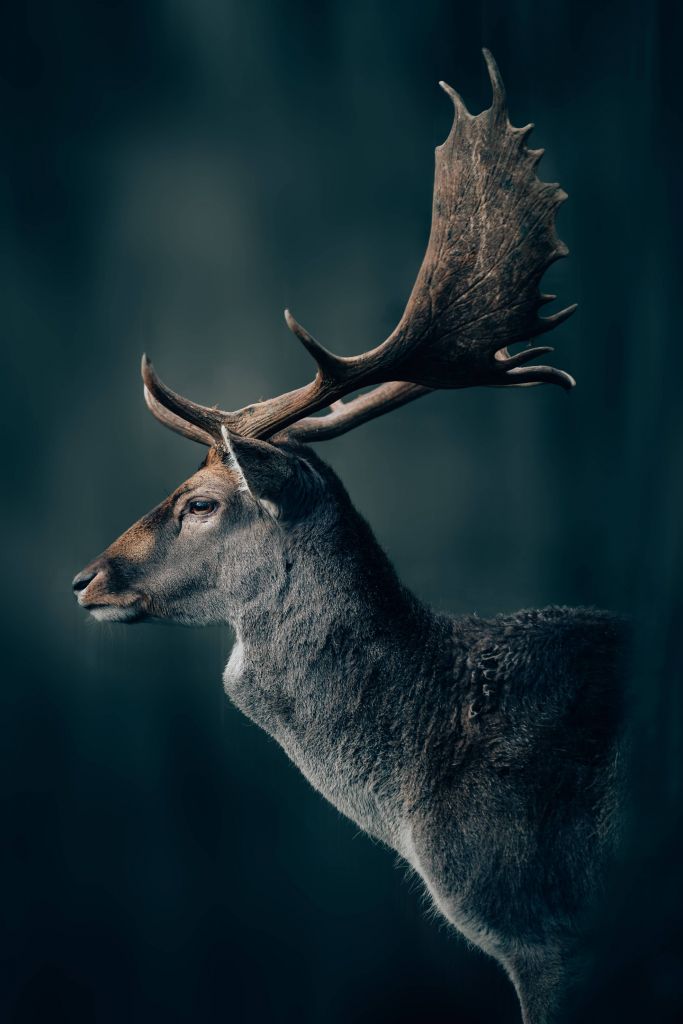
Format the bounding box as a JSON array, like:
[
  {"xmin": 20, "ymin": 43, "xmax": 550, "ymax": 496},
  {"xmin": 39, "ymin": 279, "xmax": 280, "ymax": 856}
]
[
  {"xmin": 74, "ymin": 448, "xmax": 241, "ymax": 619},
  {"xmin": 109, "ymin": 522, "xmax": 157, "ymax": 562}
]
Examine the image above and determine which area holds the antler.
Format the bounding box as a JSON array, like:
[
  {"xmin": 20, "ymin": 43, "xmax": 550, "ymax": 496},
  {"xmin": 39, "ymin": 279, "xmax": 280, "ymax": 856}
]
[
  {"xmin": 143, "ymin": 49, "xmax": 576, "ymax": 447},
  {"xmin": 283, "ymin": 382, "xmax": 432, "ymax": 443}
]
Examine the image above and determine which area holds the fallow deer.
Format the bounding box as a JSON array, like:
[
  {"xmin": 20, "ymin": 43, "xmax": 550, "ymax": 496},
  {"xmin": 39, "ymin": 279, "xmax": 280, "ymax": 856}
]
[{"xmin": 72, "ymin": 52, "xmax": 626, "ymax": 1024}]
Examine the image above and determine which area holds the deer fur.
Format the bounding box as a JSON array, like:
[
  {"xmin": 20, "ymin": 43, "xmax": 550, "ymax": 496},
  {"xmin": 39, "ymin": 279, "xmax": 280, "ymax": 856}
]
[
  {"xmin": 74, "ymin": 437, "xmax": 626, "ymax": 1024},
  {"xmin": 72, "ymin": 50, "xmax": 627, "ymax": 1023}
]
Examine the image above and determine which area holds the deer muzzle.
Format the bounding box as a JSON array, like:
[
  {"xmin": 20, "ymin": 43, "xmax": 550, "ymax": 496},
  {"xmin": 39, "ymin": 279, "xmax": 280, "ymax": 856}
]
[{"xmin": 72, "ymin": 558, "xmax": 143, "ymax": 622}]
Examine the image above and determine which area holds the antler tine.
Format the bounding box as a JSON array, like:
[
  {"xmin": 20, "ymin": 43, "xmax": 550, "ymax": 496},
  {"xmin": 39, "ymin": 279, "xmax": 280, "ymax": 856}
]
[
  {"xmin": 438, "ymin": 80, "xmax": 471, "ymax": 121},
  {"xmin": 141, "ymin": 50, "xmax": 577, "ymax": 449},
  {"xmin": 482, "ymin": 47, "xmax": 507, "ymax": 120},
  {"xmin": 282, "ymin": 382, "xmax": 431, "ymax": 443},
  {"xmin": 284, "ymin": 309, "xmax": 351, "ymax": 383},
  {"xmin": 143, "ymin": 382, "xmax": 217, "ymax": 445},
  {"xmin": 496, "ymin": 345, "xmax": 555, "ymax": 369},
  {"xmin": 142, "ymin": 355, "xmax": 226, "ymax": 439},
  {"xmin": 538, "ymin": 303, "xmax": 578, "ymax": 332},
  {"xmin": 505, "ymin": 365, "xmax": 576, "ymax": 389}
]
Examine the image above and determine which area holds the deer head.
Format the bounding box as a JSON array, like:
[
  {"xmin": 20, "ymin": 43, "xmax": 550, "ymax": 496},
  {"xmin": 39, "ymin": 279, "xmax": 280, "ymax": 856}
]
[
  {"xmin": 71, "ymin": 436, "xmax": 334, "ymax": 625},
  {"xmin": 73, "ymin": 50, "xmax": 575, "ymax": 623}
]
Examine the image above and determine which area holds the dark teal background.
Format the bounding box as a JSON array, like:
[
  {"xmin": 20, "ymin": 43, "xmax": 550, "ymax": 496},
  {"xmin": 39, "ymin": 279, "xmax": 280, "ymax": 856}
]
[{"xmin": 2, "ymin": 1, "xmax": 681, "ymax": 1021}]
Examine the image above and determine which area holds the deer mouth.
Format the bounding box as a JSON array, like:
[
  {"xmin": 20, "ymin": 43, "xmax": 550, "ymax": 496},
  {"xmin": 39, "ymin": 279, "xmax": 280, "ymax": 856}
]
[
  {"xmin": 86, "ymin": 602, "xmax": 142, "ymax": 623},
  {"xmin": 77, "ymin": 592, "xmax": 145, "ymax": 622},
  {"xmin": 73, "ymin": 581, "xmax": 143, "ymax": 623}
]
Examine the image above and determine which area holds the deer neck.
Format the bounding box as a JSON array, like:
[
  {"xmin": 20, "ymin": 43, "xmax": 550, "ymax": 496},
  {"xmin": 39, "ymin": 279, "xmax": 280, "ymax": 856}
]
[
  {"xmin": 221, "ymin": 510, "xmax": 458, "ymax": 846},
  {"xmin": 224, "ymin": 519, "xmax": 428, "ymax": 705}
]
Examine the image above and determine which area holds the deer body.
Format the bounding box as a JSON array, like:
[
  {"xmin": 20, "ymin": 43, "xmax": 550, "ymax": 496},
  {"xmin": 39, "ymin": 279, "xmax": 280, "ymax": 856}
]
[
  {"xmin": 218, "ymin": 447, "xmax": 624, "ymax": 1022},
  {"xmin": 73, "ymin": 53, "xmax": 626, "ymax": 1023}
]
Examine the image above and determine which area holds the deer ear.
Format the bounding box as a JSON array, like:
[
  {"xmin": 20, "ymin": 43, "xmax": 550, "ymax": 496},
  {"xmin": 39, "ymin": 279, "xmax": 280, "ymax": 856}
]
[{"xmin": 219, "ymin": 427, "xmax": 306, "ymax": 518}]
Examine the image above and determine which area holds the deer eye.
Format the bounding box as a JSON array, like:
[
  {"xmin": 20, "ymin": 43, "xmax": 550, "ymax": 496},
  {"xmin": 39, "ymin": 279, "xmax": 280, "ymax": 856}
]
[{"xmin": 187, "ymin": 499, "xmax": 218, "ymax": 517}]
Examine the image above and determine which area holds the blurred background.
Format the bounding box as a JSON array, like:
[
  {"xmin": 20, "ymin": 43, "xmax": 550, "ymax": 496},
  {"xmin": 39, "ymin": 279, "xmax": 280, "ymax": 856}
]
[{"xmin": 1, "ymin": 0, "xmax": 681, "ymax": 1021}]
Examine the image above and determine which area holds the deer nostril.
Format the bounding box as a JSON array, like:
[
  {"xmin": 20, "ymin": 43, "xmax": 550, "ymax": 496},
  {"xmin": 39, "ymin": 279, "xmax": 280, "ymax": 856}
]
[{"xmin": 72, "ymin": 568, "xmax": 98, "ymax": 594}]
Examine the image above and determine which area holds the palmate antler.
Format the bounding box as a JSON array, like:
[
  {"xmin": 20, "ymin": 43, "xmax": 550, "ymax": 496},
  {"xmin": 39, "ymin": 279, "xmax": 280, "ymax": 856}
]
[{"xmin": 143, "ymin": 49, "xmax": 576, "ymax": 447}]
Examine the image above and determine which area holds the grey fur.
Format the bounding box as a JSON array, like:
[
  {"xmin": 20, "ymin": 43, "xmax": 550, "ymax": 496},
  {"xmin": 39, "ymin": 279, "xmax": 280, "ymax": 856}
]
[{"xmin": 73, "ymin": 439, "xmax": 627, "ymax": 1024}]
